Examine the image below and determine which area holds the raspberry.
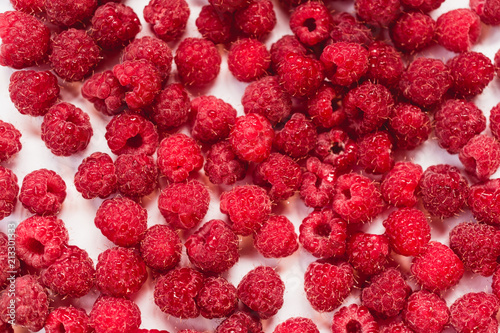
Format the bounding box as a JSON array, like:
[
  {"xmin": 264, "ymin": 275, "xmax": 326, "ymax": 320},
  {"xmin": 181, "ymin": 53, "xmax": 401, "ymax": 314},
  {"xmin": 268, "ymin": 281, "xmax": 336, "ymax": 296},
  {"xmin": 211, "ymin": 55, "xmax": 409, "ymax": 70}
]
[
  {"xmin": 144, "ymin": 0, "xmax": 190, "ymax": 42},
  {"xmin": 381, "ymin": 161, "xmax": 423, "ymax": 207},
  {"xmin": 347, "ymin": 232, "xmax": 390, "ymax": 276},
  {"xmin": 74, "ymin": 152, "xmax": 116, "ymax": 199},
  {"xmin": 418, "ymin": 164, "xmax": 469, "ymax": 218},
  {"xmin": 174, "ymin": 37, "xmax": 221, "ymax": 87},
  {"xmin": 491, "ymin": 102, "xmax": 500, "ymax": 141},
  {"xmin": 89, "ymin": 296, "xmax": 141, "ymax": 333},
  {"xmin": 357, "ymin": 131, "xmax": 394, "ymax": 175},
  {"xmin": 204, "ymin": 141, "xmax": 248, "ymax": 185},
  {"xmin": 149, "ymin": 83, "xmax": 191, "ymax": 131},
  {"xmin": 44, "ymin": 0, "xmax": 96, "ymax": 27},
  {"xmin": 94, "ymin": 197, "xmax": 147, "ymax": 247},
  {"xmin": 304, "ymin": 260, "xmax": 354, "ymax": 312},
  {"xmin": 10, "ymin": 0, "xmax": 44, "ymax": 13},
  {"xmin": 366, "ymin": 41, "xmax": 404, "ymax": 88},
  {"xmin": 41, "ymin": 102, "xmax": 93, "ymax": 156},
  {"xmin": 383, "ymin": 208, "xmax": 430, "ymax": 256},
  {"xmin": 0, "ymin": 120, "xmax": 21, "ymax": 163},
  {"xmin": 0, "ymin": 275, "xmax": 49, "ymax": 332},
  {"xmin": 343, "ymin": 81, "xmax": 394, "ymax": 135},
  {"xmin": 320, "ymin": 42, "xmax": 369, "ymax": 87},
  {"xmin": 154, "ymin": 267, "xmax": 204, "ymax": 318},
  {"xmin": 0, "ymin": 11, "xmax": 50, "ymax": 69},
  {"xmin": 215, "ymin": 311, "xmax": 263, "ymax": 333},
  {"xmin": 277, "ymin": 52, "xmax": 325, "ymax": 97},
  {"xmin": 269, "ymin": 34, "xmax": 307, "ymax": 73},
  {"xmin": 190, "ymin": 95, "xmax": 237, "ymax": 143},
  {"xmin": 450, "ymin": 292, "xmax": 500, "ymax": 333},
  {"xmin": 40, "ymin": 245, "xmax": 95, "ymax": 298},
  {"xmin": 306, "ymin": 83, "xmax": 345, "ymax": 129},
  {"xmin": 448, "ymin": 51, "xmax": 495, "ymax": 98},
  {"xmin": 331, "ymin": 304, "xmax": 379, "ymax": 333},
  {"xmin": 0, "ymin": 167, "xmax": 17, "ymax": 221},
  {"xmin": 330, "ymin": 12, "xmax": 374, "ymax": 46},
  {"xmin": 133, "ymin": 330, "xmax": 170, "ymax": 333},
  {"xmin": 220, "ymin": 184, "xmax": 272, "ymax": 235},
  {"xmin": 494, "ymin": 268, "xmax": 500, "ymax": 299},
  {"xmin": 314, "ymin": 129, "xmax": 358, "ymax": 172},
  {"xmin": 82, "ymin": 71, "xmax": 125, "ymax": 116},
  {"xmin": 403, "ymin": 290, "xmax": 450, "ymax": 333},
  {"xmin": 237, "ymin": 266, "xmax": 285, "ymax": 319},
  {"xmin": 390, "ymin": 12, "xmax": 436, "ymax": 53},
  {"xmin": 0, "ymin": 231, "xmax": 19, "ymax": 288},
  {"xmin": 96, "ymin": 247, "xmax": 147, "ymax": 297},
  {"xmin": 354, "ymin": 0, "xmax": 401, "ymax": 27},
  {"xmin": 234, "ymin": 0, "xmax": 276, "ymax": 39},
  {"xmin": 289, "ymin": 1, "xmax": 334, "ymax": 46},
  {"xmin": 332, "ymin": 173, "xmax": 385, "ymax": 224},
  {"xmin": 273, "ymin": 317, "xmax": 319, "ymax": 333},
  {"xmin": 254, "ymin": 215, "xmax": 299, "ymax": 258},
  {"xmin": 105, "ymin": 113, "xmax": 159, "ymax": 156},
  {"xmin": 140, "ymin": 224, "xmax": 181, "ymax": 272},
  {"xmin": 399, "ymin": 57, "xmax": 452, "ymax": 109},
  {"xmin": 253, "ymin": 152, "xmax": 302, "ymax": 201},
  {"xmin": 400, "ymin": 0, "xmax": 445, "ymax": 12},
  {"xmin": 228, "ymin": 38, "xmax": 270, "ymax": 82},
  {"xmin": 468, "ymin": 179, "xmax": 500, "ymax": 226},
  {"xmin": 19, "ymin": 168, "xmax": 66, "ymax": 216},
  {"xmin": 157, "ymin": 133, "xmax": 203, "ymax": 182},
  {"xmin": 115, "ymin": 153, "xmax": 158, "ymax": 198},
  {"xmin": 209, "ymin": 0, "xmax": 250, "ymax": 12},
  {"xmin": 388, "ymin": 103, "xmax": 431, "ymax": 150},
  {"xmin": 274, "ymin": 113, "xmax": 317, "ymax": 158},
  {"xmin": 45, "ymin": 306, "xmax": 92, "ymax": 333},
  {"xmin": 185, "ymin": 219, "xmax": 239, "ymax": 273},
  {"xmin": 195, "ymin": 276, "xmax": 238, "ymax": 319},
  {"xmin": 122, "ymin": 36, "xmax": 173, "ymax": 80},
  {"xmin": 158, "ymin": 180, "xmax": 210, "ymax": 230},
  {"xmin": 230, "ymin": 113, "xmax": 274, "ymax": 163},
  {"xmin": 0, "ymin": 321, "xmax": 13, "ymax": 333},
  {"xmin": 299, "ymin": 209, "xmax": 347, "ymax": 258},
  {"xmin": 436, "ymin": 8, "xmax": 481, "ymax": 53},
  {"xmin": 196, "ymin": 5, "xmax": 234, "ymax": 45},
  {"xmin": 471, "ymin": 0, "xmax": 500, "ymax": 25},
  {"xmin": 380, "ymin": 321, "xmax": 414, "ymax": 333},
  {"xmin": 90, "ymin": 3, "xmax": 141, "ymax": 50},
  {"xmin": 9, "ymin": 70, "xmax": 60, "ymax": 117},
  {"xmin": 460, "ymin": 134, "xmax": 500, "ymax": 180}
]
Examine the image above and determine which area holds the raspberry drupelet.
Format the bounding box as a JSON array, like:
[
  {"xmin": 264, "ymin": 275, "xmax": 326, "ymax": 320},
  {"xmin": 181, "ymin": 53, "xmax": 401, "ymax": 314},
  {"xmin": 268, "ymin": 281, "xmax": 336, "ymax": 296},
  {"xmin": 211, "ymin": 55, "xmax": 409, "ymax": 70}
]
[
  {"xmin": 190, "ymin": 95, "xmax": 237, "ymax": 143},
  {"xmin": 0, "ymin": 166, "xmax": 18, "ymax": 220},
  {"xmin": 19, "ymin": 168, "xmax": 66, "ymax": 216},
  {"xmin": 274, "ymin": 113, "xmax": 317, "ymax": 159},
  {"xmin": 204, "ymin": 140, "xmax": 248, "ymax": 185},
  {"xmin": 390, "ymin": 12, "xmax": 436, "ymax": 53},
  {"xmin": 144, "ymin": 0, "xmax": 190, "ymax": 42},
  {"xmin": 450, "ymin": 292, "xmax": 500, "ymax": 333},
  {"xmin": 196, "ymin": 276, "xmax": 238, "ymax": 319},
  {"xmin": 388, "ymin": 103, "xmax": 431, "ymax": 150},
  {"xmin": 491, "ymin": 102, "xmax": 500, "ymax": 141},
  {"xmin": 289, "ymin": 1, "xmax": 334, "ymax": 47},
  {"xmin": 366, "ymin": 41, "xmax": 404, "ymax": 88},
  {"xmin": 10, "ymin": 0, "xmax": 44, "ymax": 13},
  {"xmin": 228, "ymin": 38, "xmax": 271, "ymax": 82},
  {"xmin": 468, "ymin": 179, "xmax": 500, "ymax": 226},
  {"xmin": 74, "ymin": 152, "xmax": 116, "ymax": 200},
  {"xmin": 0, "ymin": 120, "xmax": 21, "ymax": 163},
  {"xmin": 140, "ymin": 224, "xmax": 181, "ymax": 272},
  {"xmin": 157, "ymin": 133, "xmax": 203, "ymax": 183},
  {"xmin": 330, "ymin": 12, "xmax": 374, "ymax": 46},
  {"xmin": 347, "ymin": 232, "xmax": 390, "ymax": 276},
  {"xmin": 436, "ymin": 8, "xmax": 481, "ymax": 53},
  {"xmin": 196, "ymin": 5, "xmax": 234, "ymax": 45},
  {"xmin": 44, "ymin": 306, "xmax": 92, "ymax": 333},
  {"xmin": 357, "ymin": 131, "xmax": 394, "ymax": 175},
  {"xmin": 448, "ymin": 51, "xmax": 495, "ymax": 98},
  {"xmin": 215, "ymin": 311, "xmax": 263, "ymax": 333},
  {"xmin": 89, "ymin": 296, "xmax": 141, "ymax": 333},
  {"xmin": 269, "ymin": 34, "xmax": 307, "ymax": 72},
  {"xmin": 381, "ymin": 161, "xmax": 423, "ymax": 207},
  {"xmin": 400, "ymin": 0, "xmax": 445, "ymax": 12},
  {"xmin": 234, "ymin": 0, "xmax": 277, "ymax": 39},
  {"xmin": 354, "ymin": 0, "xmax": 401, "ymax": 27},
  {"xmin": 150, "ymin": 83, "xmax": 191, "ymax": 131},
  {"xmin": 44, "ymin": 0, "xmax": 97, "ymax": 27},
  {"xmin": 277, "ymin": 52, "xmax": 325, "ymax": 97},
  {"xmin": 230, "ymin": 113, "xmax": 274, "ymax": 163},
  {"xmin": 82, "ymin": 71, "xmax": 126, "ymax": 116},
  {"xmin": 380, "ymin": 321, "xmax": 414, "ymax": 333},
  {"xmin": 115, "ymin": 153, "xmax": 158, "ymax": 198},
  {"xmin": 209, "ymin": 0, "xmax": 250, "ymax": 12},
  {"xmin": 273, "ymin": 317, "xmax": 319, "ymax": 333},
  {"xmin": 122, "ymin": 36, "xmax": 173, "ymax": 80},
  {"xmin": 471, "ymin": 0, "xmax": 500, "ymax": 25},
  {"xmin": 314, "ymin": 128, "xmax": 358, "ymax": 172},
  {"xmin": 254, "ymin": 215, "xmax": 299, "ymax": 258},
  {"xmin": 331, "ymin": 304, "xmax": 379, "ymax": 333},
  {"xmin": 459, "ymin": 134, "xmax": 500, "ymax": 181},
  {"xmin": 402, "ymin": 290, "xmax": 450, "ymax": 333},
  {"xmin": 320, "ymin": 42, "xmax": 369, "ymax": 87},
  {"xmin": 306, "ymin": 82, "xmax": 345, "ymax": 129}
]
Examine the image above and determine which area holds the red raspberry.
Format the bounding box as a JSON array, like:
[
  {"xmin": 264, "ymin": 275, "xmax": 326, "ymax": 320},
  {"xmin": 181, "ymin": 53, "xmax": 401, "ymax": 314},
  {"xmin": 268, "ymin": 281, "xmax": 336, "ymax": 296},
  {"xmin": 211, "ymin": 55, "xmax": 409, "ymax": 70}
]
[
  {"xmin": 209, "ymin": 0, "xmax": 250, "ymax": 12},
  {"xmin": 230, "ymin": 113, "xmax": 274, "ymax": 163},
  {"xmin": 45, "ymin": 306, "xmax": 92, "ymax": 333},
  {"xmin": 400, "ymin": 0, "xmax": 445, "ymax": 12},
  {"xmin": 41, "ymin": 102, "xmax": 93, "ymax": 156},
  {"xmin": 471, "ymin": 0, "xmax": 500, "ymax": 25},
  {"xmin": 491, "ymin": 102, "xmax": 500, "ymax": 141},
  {"xmin": 158, "ymin": 180, "xmax": 210, "ymax": 230},
  {"xmin": 19, "ymin": 168, "xmax": 66, "ymax": 216},
  {"xmin": 90, "ymin": 2, "xmax": 141, "ymax": 50},
  {"xmin": 436, "ymin": 8, "xmax": 481, "ymax": 53},
  {"xmin": 0, "ymin": 232, "xmax": 19, "ymax": 288},
  {"xmin": 306, "ymin": 82, "xmax": 345, "ymax": 129},
  {"xmin": 10, "ymin": 0, "xmax": 44, "ymax": 13},
  {"xmin": 140, "ymin": 224, "xmax": 181, "ymax": 272},
  {"xmin": 89, "ymin": 296, "xmax": 141, "ymax": 333},
  {"xmin": 9, "ymin": 70, "xmax": 60, "ymax": 117},
  {"xmin": 278, "ymin": 52, "xmax": 325, "ymax": 97},
  {"xmin": 191, "ymin": 95, "xmax": 237, "ymax": 143},
  {"xmin": 354, "ymin": 0, "xmax": 401, "ymax": 27},
  {"xmin": 204, "ymin": 141, "xmax": 248, "ymax": 185},
  {"xmin": 150, "ymin": 83, "xmax": 191, "ymax": 131},
  {"xmin": 40, "ymin": 245, "xmax": 95, "ymax": 298},
  {"xmin": 493, "ymin": 268, "xmax": 500, "ymax": 299},
  {"xmin": 234, "ymin": 0, "xmax": 276, "ymax": 39},
  {"xmin": 365, "ymin": 41, "xmax": 404, "ymax": 88},
  {"xmin": 380, "ymin": 321, "xmax": 414, "ymax": 333},
  {"xmin": 403, "ymin": 290, "xmax": 450, "ymax": 333},
  {"xmin": 96, "ymin": 246, "xmax": 147, "ymax": 297},
  {"xmin": 0, "ymin": 11, "xmax": 50, "ymax": 69},
  {"xmin": 115, "ymin": 153, "xmax": 158, "ymax": 198},
  {"xmin": 82, "ymin": 71, "xmax": 125, "ymax": 116},
  {"xmin": 95, "ymin": 197, "xmax": 147, "ymax": 247},
  {"xmin": 0, "ymin": 120, "xmax": 21, "ymax": 163},
  {"xmin": 450, "ymin": 292, "xmax": 500, "ymax": 333},
  {"xmin": 157, "ymin": 133, "xmax": 203, "ymax": 182},
  {"xmin": 468, "ymin": 179, "xmax": 500, "ymax": 226},
  {"xmin": 299, "ymin": 209, "xmax": 347, "ymax": 258},
  {"xmin": 228, "ymin": 38, "xmax": 270, "ymax": 82},
  {"xmin": 448, "ymin": 51, "xmax": 495, "ymax": 98},
  {"xmin": 330, "ymin": 12, "xmax": 374, "ymax": 46},
  {"xmin": 274, "ymin": 113, "xmax": 317, "ymax": 158},
  {"xmin": 460, "ymin": 134, "xmax": 500, "ymax": 180},
  {"xmin": 237, "ymin": 266, "xmax": 284, "ymax": 319},
  {"xmin": 273, "ymin": 317, "xmax": 319, "ymax": 333},
  {"xmin": 133, "ymin": 330, "xmax": 170, "ymax": 333},
  {"xmin": 144, "ymin": 0, "xmax": 190, "ymax": 42},
  {"xmin": 390, "ymin": 12, "xmax": 436, "ymax": 53},
  {"xmin": 289, "ymin": 1, "xmax": 334, "ymax": 46},
  {"xmin": 44, "ymin": 0, "xmax": 96, "ymax": 27},
  {"xmin": 383, "ymin": 208, "xmax": 430, "ymax": 257},
  {"xmin": 0, "ymin": 275, "xmax": 49, "ymax": 332},
  {"xmin": 399, "ymin": 57, "xmax": 452, "ymax": 109},
  {"xmin": 0, "ymin": 166, "xmax": 18, "ymax": 220},
  {"xmin": 314, "ymin": 128, "xmax": 358, "ymax": 172},
  {"xmin": 185, "ymin": 219, "xmax": 239, "ymax": 273},
  {"xmin": 347, "ymin": 232, "xmax": 390, "ymax": 276},
  {"xmin": 174, "ymin": 37, "xmax": 221, "ymax": 87},
  {"xmin": 381, "ymin": 161, "xmax": 423, "ymax": 207},
  {"xmin": 357, "ymin": 131, "xmax": 394, "ymax": 174},
  {"xmin": 304, "ymin": 260, "xmax": 354, "ymax": 312},
  {"xmin": 242, "ymin": 75, "xmax": 292, "ymax": 125},
  {"xmin": 254, "ymin": 215, "xmax": 299, "ymax": 258},
  {"xmin": 196, "ymin": 276, "xmax": 238, "ymax": 319},
  {"xmin": 331, "ymin": 304, "xmax": 379, "ymax": 333},
  {"xmin": 0, "ymin": 321, "xmax": 13, "ymax": 333},
  {"xmin": 419, "ymin": 164, "xmax": 469, "ymax": 218},
  {"xmin": 122, "ymin": 36, "xmax": 173, "ymax": 80},
  {"xmin": 154, "ymin": 267, "xmax": 204, "ymax": 319},
  {"xmin": 74, "ymin": 152, "xmax": 117, "ymax": 199},
  {"xmin": 332, "ymin": 173, "xmax": 385, "ymax": 224},
  {"xmin": 269, "ymin": 34, "xmax": 307, "ymax": 72},
  {"xmin": 320, "ymin": 42, "xmax": 368, "ymax": 87},
  {"xmin": 220, "ymin": 184, "xmax": 272, "ymax": 236},
  {"xmin": 196, "ymin": 5, "xmax": 234, "ymax": 45},
  {"xmin": 215, "ymin": 311, "xmax": 263, "ymax": 333},
  {"xmin": 388, "ymin": 103, "xmax": 431, "ymax": 150}
]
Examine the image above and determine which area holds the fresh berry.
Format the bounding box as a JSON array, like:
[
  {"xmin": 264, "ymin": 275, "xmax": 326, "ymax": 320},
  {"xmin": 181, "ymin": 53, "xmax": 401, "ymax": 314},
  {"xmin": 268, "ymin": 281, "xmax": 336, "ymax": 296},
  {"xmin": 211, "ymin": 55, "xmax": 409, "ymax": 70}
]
[
  {"xmin": 10, "ymin": 0, "xmax": 44, "ymax": 13},
  {"xmin": 144, "ymin": 0, "xmax": 190, "ymax": 42},
  {"xmin": 366, "ymin": 41, "xmax": 404, "ymax": 87},
  {"xmin": 471, "ymin": 0, "xmax": 500, "ymax": 25},
  {"xmin": 228, "ymin": 38, "xmax": 270, "ymax": 82},
  {"xmin": 89, "ymin": 296, "xmax": 141, "ymax": 333},
  {"xmin": 460, "ymin": 134, "xmax": 500, "ymax": 180},
  {"xmin": 493, "ymin": 268, "xmax": 500, "ymax": 299},
  {"xmin": 357, "ymin": 131, "xmax": 394, "ymax": 174},
  {"xmin": 436, "ymin": 8, "xmax": 481, "ymax": 53},
  {"xmin": 277, "ymin": 52, "xmax": 325, "ymax": 97},
  {"xmin": 400, "ymin": 0, "xmax": 445, "ymax": 12},
  {"xmin": 273, "ymin": 317, "xmax": 319, "ymax": 333},
  {"xmin": 190, "ymin": 95, "xmax": 237, "ymax": 143},
  {"xmin": 44, "ymin": 0, "xmax": 96, "ymax": 27},
  {"xmin": 289, "ymin": 1, "xmax": 334, "ymax": 46},
  {"xmin": 0, "ymin": 120, "xmax": 21, "ymax": 163},
  {"xmin": 209, "ymin": 0, "xmax": 250, "ymax": 13},
  {"xmin": 269, "ymin": 34, "xmax": 307, "ymax": 73},
  {"xmin": 122, "ymin": 36, "xmax": 173, "ymax": 80},
  {"xmin": 254, "ymin": 215, "xmax": 299, "ymax": 258},
  {"xmin": 331, "ymin": 304, "xmax": 379, "ymax": 333},
  {"xmin": 204, "ymin": 140, "xmax": 248, "ymax": 185},
  {"xmin": 0, "ymin": 232, "xmax": 19, "ymax": 288},
  {"xmin": 157, "ymin": 133, "xmax": 203, "ymax": 182},
  {"xmin": 230, "ymin": 113, "xmax": 274, "ymax": 163},
  {"xmin": 491, "ymin": 102, "xmax": 500, "ymax": 141},
  {"xmin": 306, "ymin": 82, "xmax": 345, "ymax": 129},
  {"xmin": 448, "ymin": 51, "xmax": 495, "ymax": 98},
  {"xmin": 196, "ymin": 5, "xmax": 234, "ymax": 44},
  {"xmin": 114, "ymin": 153, "xmax": 158, "ymax": 198},
  {"xmin": 468, "ymin": 179, "xmax": 500, "ymax": 226},
  {"xmin": 140, "ymin": 224, "xmax": 181, "ymax": 272},
  {"xmin": 381, "ymin": 161, "xmax": 423, "ymax": 207},
  {"xmin": 82, "ymin": 71, "xmax": 125, "ymax": 116},
  {"xmin": 133, "ymin": 330, "xmax": 171, "ymax": 333},
  {"xmin": 215, "ymin": 311, "xmax": 263, "ymax": 333},
  {"xmin": 45, "ymin": 306, "xmax": 92, "ymax": 333},
  {"xmin": 234, "ymin": 0, "xmax": 276, "ymax": 39},
  {"xmin": 314, "ymin": 128, "xmax": 358, "ymax": 172},
  {"xmin": 320, "ymin": 42, "xmax": 369, "ymax": 87},
  {"xmin": 402, "ymin": 290, "xmax": 450, "ymax": 333},
  {"xmin": 354, "ymin": 0, "xmax": 401, "ymax": 27},
  {"xmin": 347, "ymin": 232, "xmax": 390, "ymax": 276},
  {"xmin": 149, "ymin": 83, "xmax": 191, "ymax": 131},
  {"xmin": 380, "ymin": 321, "xmax": 414, "ymax": 333},
  {"xmin": 390, "ymin": 12, "xmax": 435, "ymax": 53},
  {"xmin": 388, "ymin": 103, "xmax": 431, "ymax": 150},
  {"xmin": 274, "ymin": 113, "xmax": 317, "ymax": 159},
  {"xmin": 196, "ymin": 276, "xmax": 238, "ymax": 319},
  {"xmin": 450, "ymin": 292, "xmax": 500, "ymax": 333},
  {"xmin": 330, "ymin": 12, "xmax": 374, "ymax": 46},
  {"xmin": 19, "ymin": 168, "xmax": 66, "ymax": 216},
  {"xmin": 300, "ymin": 169, "xmax": 335, "ymax": 208},
  {"xmin": 0, "ymin": 166, "xmax": 18, "ymax": 220},
  {"xmin": 75, "ymin": 152, "xmax": 117, "ymax": 199}
]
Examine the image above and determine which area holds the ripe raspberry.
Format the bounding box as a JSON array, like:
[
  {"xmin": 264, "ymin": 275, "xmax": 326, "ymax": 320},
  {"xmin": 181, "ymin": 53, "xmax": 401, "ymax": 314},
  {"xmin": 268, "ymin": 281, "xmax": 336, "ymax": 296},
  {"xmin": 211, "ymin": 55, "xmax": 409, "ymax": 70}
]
[
  {"xmin": 82, "ymin": 71, "xmax": 125, "ymax": 116},
  {"xmin": 448, "ymin": 51, "xmax": 495, "ymax": 98},
  {"xmin": 185, "ymin": 219, "xmax": 239, "ymax": 273},
  {"xmin": 357, "ymin": 131, "xmax": 394, "ymax": 174},
  {"xmin": 10, "ymin": 0, "xmax": 44, "ymax": 13},
  {"xmin": 254, "ymin": 215, "xmax": 299, "ymax": 258},
  {"xmin": 144, "ymin": 0, "xmax": 190, "ymax": 42},
  {"xmin": 215, "ymin": 311, "xmax": 263, "ymax": 333},
  {"xmin": 331, "ymin": 304, "xmax": 379, "ymax": 333},
  {"xmin": 289, "ymin": 1, "xmax": 334, "ymax": 46},
  {"xmin": 277, "ymin": 52, "xmax": 325, "ymax": 97},
  {"xmin": 41, "ymin": 102, "xmax": 93, "ymax": 156},
  {"xmin": 471, "ymin": 0, "xmax": 500, "ymax": 25},
  {"xmin": 491, "ymin": 102, "xmax": 500, "ymax": 141},
  {"xmin": 0, "ymin": 120, "xmax": 21, "ymax": 163},
  {"xmin": 347, "ymin": 232, "xmax": 390, "ymax": 276},
  {"xmin": 343, "ymin": 81, "xmax": 394, "ymax": 135},
  {"xmin": 196, "ymin": 5, "xmax": 234, "ymax": 45},
  {"xmin": 149, "ymin": 83, "xmax": 191, "ymax": 131},
  {"xmin": 365, "ymin": 41, "xmax": 404, "ymax": 87},
  {"xmin": 157, "ymin": 133, "xmax": 203, "ymax": 182},
  {"xmin": 45, "ymin": 306, "xmax": 92, "ymax": 333},
  {"xmin": 330, "ymin": 12, "xmax": 374, "ymax": 46},
  {"xmin": 140, "ymin": 224, "xmax": 181, "ymax": 272},
  {"xmin": 133, "ymin": 330, "xmax": 171, "ymax": 333},
  {"xmin": 154, "ymin": 267, "xmax": 204, "ymax": 318},
  {"xmin": 0, "ymin": 275, "xmax": 49, "ymax": 332},
  {"xmin": 383, "ymin": 208, "xmax": 430, "ymax": 257},
  {"xmin": 242, "ymin": 75, "xmax": 292, "ymax": 125},
  {"xmin": 237, "ymin": 266, "xmax": 284, "ymax": 319},
  {"xmin": 89, "ymin": 296, "xmax": 141, "ymax": 333},
  {"xmin": 399, "ymin": 57, "xmax": 452, "ymax": 108},
  {"xmin": 390, "ymin": 12, "xmax": 436, "ymax": 53},
  {"xmin": 122, "ymin": 36, "xmax": 173, "ymax": 80},
  {"xmin": 306, "ymin": 82, "xmax": 345, "ymax": 129},
  {"xmin": 314, "ymin": 129, "xmax": 358, "ymax": 172},
  {"xmin": 74, "ymin": 152, "xmax": 116, "ymax": 199},
  {"xmin": 0, "ymin": 232, "xmax": 19, "ymax": 288},
  {"xmin": 274, "ymin": 113, "xmax": 317, "ymax": 158},
  {"xmin": 19, "ymin": 168, "xmax": 66, "ymax": 215},
  {"xmin": 90, "ymin": 3, "xmax": 141, "ymax": 50},
  {"xmin": 354, "ymin": 0, "xmax": 401, "ymax": 27},
  {"xmin": 304, "ymin": 260, "xmax": 354, "ymax": 312},
  {"xmin": 436, "ymin": 8, "xmax": 481, "ymax": 53},
  {"xmin": 381, "ymin": 161, "xmax": 423, "ymax": 207},
  {"xmin": 388, "ymin": 103, "xmax": 431, "ymax": 150},
  {"xmin": 209, "ymin": 0, "xmax": 250, "ymax": 12},
  {"xmin": 320, "ymin": 42, "xmax": 369, "ymax": 87},
  {"xmin": 450, "ymin": 292, "xmax": 500, "ymax": 333},
  {"xmin": 195, "ymin": 276, "xmax": 238, "ymax": 319},
  {"xmin": 269, "ymin": 34, "xmax": 307, "ymax": 72},
  {"xmin": 0, "ymin": 11, "xmax": 50, "ymax": 69},
  {"xmin": 460, "ymin": 134, "xmax": 500, "ymax": 180},
  {"xmin": 158, "ymin": 180, "xmax": 210, "ymax": 230},
  {"xmin": 0, "ymin": 321, "xmax": 13, "ymax": 333},
  {"xmin": 380, "ymin": 321, "xmax": 414, "ymax": 333},
  {"xmin": 191, "ymin": 95, "xmax": 237, "ymax": 143},
  {"xmin": 44, "ymin": 0, "xmax": 96, "ymax": 27},
  {"xmin": 40, "ymin": 245, "xmax": 95, "ymax": 298},
  {"xmin": 234, "ymin": 0, "xmax": 276, "ymax": 39},
  {"xmin": 273, "ymin": 317, "xmax": 319, "ymax": 333},
  {"xmin": 228, "ymin": 38, "xmax": 270, "ymax": 82},
  {"xmin": 115, "ymin": 153, "xmax": 158, "ymax": 198},
  {"xmin": 204, "ymin": 141, "xmax": 248, "ymax": 185},
  {"xmin": 400, "ymin": 0, "xmax": 445, "ymax": 12},
  {"xmin": 403, "ymin": 290, "xmax": 450, "ymax": 333},
  {"xmin": 332, "ymin": 173, "xmax": 385, "ymax": 224},
  {"xmin": 493, "ymin": 268, "xmax": 500, "ymax": 299},
  {"xmin": 230, "ymin": 113, "xmax": 274, "ymax": 163},
  {"xmin": 9, "ymin": 70, "xmax": 60, "ymax": 117},
  {"xmin": 468, "ymin": 179, "xmax": 500, "ymax": 226},
  {"xmin": 0, "ymin": 166, "xmax": 18, "ymax": 221},
  {"xmin": 174, "ymin": 37, "xmax": 221, "ymax": 87}
]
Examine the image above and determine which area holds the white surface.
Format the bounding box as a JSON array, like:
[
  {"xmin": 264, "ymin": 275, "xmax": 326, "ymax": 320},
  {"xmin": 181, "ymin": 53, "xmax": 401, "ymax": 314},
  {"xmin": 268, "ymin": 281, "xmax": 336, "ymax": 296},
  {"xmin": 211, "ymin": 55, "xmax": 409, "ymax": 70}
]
[{"xmin": 1, "ymin": 0, "xmax": 500, "ymax": 332}]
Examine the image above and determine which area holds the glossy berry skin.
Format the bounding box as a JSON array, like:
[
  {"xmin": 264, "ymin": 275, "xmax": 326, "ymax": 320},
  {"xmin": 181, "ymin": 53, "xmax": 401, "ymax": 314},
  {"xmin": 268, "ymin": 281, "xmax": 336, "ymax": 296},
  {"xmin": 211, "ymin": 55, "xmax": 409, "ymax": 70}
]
[
  {"xmin": 320, "ymin": 42, "xmax": 368, "ymax": 87},
  {"xmin": 314, "ymin": 128, "xmax": 358, "ymax": 172},
  {"xmin": 234, "ymin": 0, "xmax": 276, "ymax": 39},
  {"xmin": 471, "ymin": 0, "xmax": 500, "ymax": 25},
  {"xmin": 196, "ymin": 5, "xmax": 234, "ymax": 44},
  {"xmin": 150, "ymin": 83, "xmax": 191, "ymax": 131},
  {"xmin": 74, "ymin": 152, "xmax": 117, "ymax": 200},
  {"xmin": 277, "ymin": 53, "xmax": 325, "ymax": 98},
  {"xmin": 19, "ymin": 168, "xmax": 66, "ymax": 216},
  {"xmin": 390, "ymin": 12, "xmax": 436, "ymax": 53},
  {"xmin": 459, "ymin": 134, "xmax": 500, "ymax": 181},
  {"xmin": 0, "ymin": 120, "xmax": 21, "ymax": 163},
  {"xmin": 347, "ymin": 232, "xmax": 390, "ymax": 276},
  {"xmin": 289, "ymin": 1, "xmax": 334, "ymax": 46},
  {"xmin": 357, "ymin": 131, "xmax": 394, "ymax": 175},
  {"xmin": 157, "ymin": 133, "xmax": 203, "ymax": 183},
  {"xmin": 436, "ymin": 8, "xmax": 481, "ymax": 53},
  {"xmin": 306, "ymin": 82, "xmax": 345, "ymax": 129},
  {"xmin": 388, "ymin": 103, "xmax": 431, "ymax": 150},
  {"xmin": 190, "ymin": 95, "xmax": 237, "ymax": 143},
  {"xmin": 114, "ymin": 153, "xmax": 158, "ymax": 198},
  {"xmin": 331, "ymin": 304, "xmax": 379, "ymax": 333},
  {"xmin": 270, "ymin": 34, "xmax": 307, "ymax": 73},
  {"xmin": 144, "ymin": 0, "xmax": 190, "ymax": 42},
  {"xmin": 82, "ymin": 71, "xmax": 125, "ymax": 116},
  {"xmin": 354, "ymin": 0, "xmax": 401, "ymax": 27},
  {"xmin": 0, "ymin": 166, "xmax": 18, "ymax": 220},
  {"xmin": 330, "ymin": 12, "xmax": 374, "ymax": 46},
  {"xmin": 468, "ymin": 179, "xmax": 500, "ymax": 226},
  {"xmin": 448, "ymin": 51, "xmax": 494, "ymax": 98},
  {"xmin": 254, "ymin": 215, "xmax": 299, "ymax": 258},
  {"xmin": 366, "ymin": 41, "xmax": 404, "ymax": 87},
  {"xmin": 273, "ymin": 317, "xmax": 319, "ymax": 333},
  {"xmin": 122, "ymin": 36, "xmax": 173, "ymax": 80},
  {"xmin": 89, "ymin": 296, "xmax": 141, "ymax": 333},
  {"xmin": 299, "ymin": 158, "xmax": 336, "ymax": 208},
  {"xmin": 44, "ymin": 0, "xmax": 97, "ymax": 27},
  {"xmin": 215, "ymin": 311, "xmax": 263, "ymax": 333},
  {"xmin": 381, "ymin": 161, "xmax": 423, "ymax": 208},
  {"xmin": 10, "ymin": 0, "xmax": 44, "ymax": 13},
  {"xmin": 204, "ymin": 141, "xmax": 248, "ymax": 185},
  {"xmin": 140, "ymin": 224, "xmax": 181, "ymax": 272},
  {"xmin": 44, "ymin": 306, "xmax": 92, "ymax": 333},
  {"xmin": 227, "ymin": 38, "xmax": 271, "ymax": 82},
  {"xmin": 383, "ymin": 208, "xmax": 430, "ymax": 257},
  {"xmin": 196, "ymin": 276, "xmax": 238, "ymax": 319},
  {"xmin": 230, "ymin": 113, "xmax": 274, "ymax": 163},
  {"xmin": 450, "ymin": 292, "xmax": 500, "ymax": 333},
  {"xmin": 403, "ymin": 290, "xmax": 450, "ymax": 333}
]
